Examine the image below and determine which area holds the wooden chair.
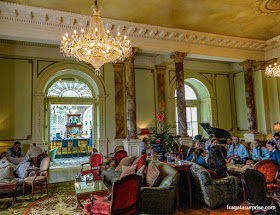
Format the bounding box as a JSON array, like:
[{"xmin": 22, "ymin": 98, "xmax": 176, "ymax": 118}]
[
  {"xmin": 32, "ymin": 153, "xmax": 48, "ymax": 167},
  {"xmin": 178, "ymin": 144, "xmax": 189, "ymax": 160},
  {"xmin": 105, "ymin": 146, "xmax": 126, "ymax": 168},
  {"xmin": 23, "ymin": 156, "xmax": 50, "ymax": 201},
  {"xmin": 84, "ymin": 175, "xmax": 142, "ymax": 215},
  {"xmin": 254, "ymin": 159, "xmax": 279, "ymax": 195},
  {"xmin": 71, "ymin": 139, "xmax": 80, "ymax": 158},
  {"xmin": 242, "ymin": 169, "xmax": 280, "ymax": 214},
  {"xmin": 109, "ymin": 150, "xmax": 127, "ymax": 167},
  {"xmin": 81, "ymin": 153, "xmax": 103, "ymax": 180}
]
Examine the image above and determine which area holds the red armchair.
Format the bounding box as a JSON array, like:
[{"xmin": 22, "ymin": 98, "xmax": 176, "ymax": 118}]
[
  {"xmin": 81, "ymin": 153, "xmax": 103, "ymax": 180},
  {"xmin": 109, "ymin": 150, "xmax": 127, "ymax": 167},
  {"xmin": 254, "ymin": 159, "xmax": 278, "ymax": 195},
  {"xmin": 84, "ymin": 174, "xmax": 142, "ymax": 215}
]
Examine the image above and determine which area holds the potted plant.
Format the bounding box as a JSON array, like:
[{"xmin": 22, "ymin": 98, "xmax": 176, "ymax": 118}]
[{"xmin": 148, "ymin": 110, "xmax": 179, "ymax": 160}]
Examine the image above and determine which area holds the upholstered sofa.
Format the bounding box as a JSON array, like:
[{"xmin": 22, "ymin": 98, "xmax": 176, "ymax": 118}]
[
  {"xmin": 0, "ymin": 158, "xmax": 31, "ymax": 200},
  {"xmin": 101, "ymin": 158, "xmax": 180, "ymax": 214},
  {"xmin": 186, "ymin": 161, "xmax": 240, "ymax": 208}
]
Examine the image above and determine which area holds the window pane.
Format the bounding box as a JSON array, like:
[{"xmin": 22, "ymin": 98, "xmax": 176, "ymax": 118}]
[
  {"xmin": 186, "ymin": 107, "xmax": 191, "ymax": 122},
  {"xmin": 185, "ymin": 85, "xmax": 197, "ymax": 100},
  {"xmin": 191, "ymin": 107, "xmax": 198, "ymax": 121}
]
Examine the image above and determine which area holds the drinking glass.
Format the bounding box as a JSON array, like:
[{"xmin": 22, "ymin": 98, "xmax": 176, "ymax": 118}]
[
  {"xmin": 86, "ymin": 173, "xmax": 94, "ymax": 186},
  {"xmin": 166, "ymin": 154, "xmax": 171, "ymax": 163},
  {"xmin": 170, "ymin": 154, "xmax": 176, "ymax": 163}
]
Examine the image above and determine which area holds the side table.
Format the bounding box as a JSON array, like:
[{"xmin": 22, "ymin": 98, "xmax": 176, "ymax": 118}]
[
  {"xmin": 160, "ymin": 161, "xmax": 192, "ymax": 209},
  {"xmin": 0, "ymin": 179, "xmax": 18, "ymax": 208}
]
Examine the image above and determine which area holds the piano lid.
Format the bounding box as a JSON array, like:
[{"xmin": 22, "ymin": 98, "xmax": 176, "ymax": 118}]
[{"xmin": 200, "ymin": 123, "xmax": 231, "ymax": 139}]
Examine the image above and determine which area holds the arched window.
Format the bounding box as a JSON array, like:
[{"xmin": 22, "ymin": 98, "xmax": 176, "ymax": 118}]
[
  {"xmin": 47, "ymin": 78, "xmax": 92, "ymax": 98},
  {"xmin": 175, "ymin": 84, "xmax": 199, "ymax": 137}
]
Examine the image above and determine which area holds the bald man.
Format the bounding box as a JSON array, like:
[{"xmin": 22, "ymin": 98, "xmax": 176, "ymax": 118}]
[{"xmin": 25, "ymin": 143, "xmax": 43, "ymax": 158}]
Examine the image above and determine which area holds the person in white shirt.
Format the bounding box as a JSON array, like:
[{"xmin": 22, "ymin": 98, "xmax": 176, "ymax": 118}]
[
  {"xmin": 268, "ymin": 133, "xmax": 280, "ymax": 149},
  {"xmin": 204, "ymin": 134, "xmax": 215, "ymax": 154},
  {"xmin": 25, "ymin": 143, "xmax": 43, "ymax": 158}
]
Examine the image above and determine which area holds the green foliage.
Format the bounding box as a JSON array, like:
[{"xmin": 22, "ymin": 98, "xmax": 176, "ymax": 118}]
[{"xmin": 148, "ymin": 125, "xmax": 179, "ymax": 153}]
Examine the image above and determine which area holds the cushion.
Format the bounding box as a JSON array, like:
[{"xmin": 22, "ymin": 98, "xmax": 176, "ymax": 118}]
[
  {"xmin": 84, "ymin": 200, "xmax": 110, "ymax": 214},
  {"xmin": 24, "ymin": 175, "xmax": 47, "ymax": 183},
  {"xmin": 146, "ymin": 161, "xmax": 161, "ymax": 187},
  {"xmin": 115, "ymin": 156, "xmax": 135, "ymax": 172},
  {"xmin": 206, "ymin": 169, "xmax": 218, "ymax": 179},
  {"xmin": 136, "ymin": 165, "xmax": 146, "ymax": 184},
  {"xmin": 0, "ymin": 165, "xmax": 16, "ymax": 183},
  {"xmin": 120, "ymin": 165, "xmax": 137, "ymax": 179},
  {"xmin": 132, "ymin": 154, "xmax": 147, "ymax": 173},
  {"xmin": 0, "ymin": 157, "xmax": 17, "ymax": 171}
]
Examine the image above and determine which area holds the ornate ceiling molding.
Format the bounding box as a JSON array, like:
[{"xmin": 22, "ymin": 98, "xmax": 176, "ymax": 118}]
[
  {"xmin": 253, "ymin": 0, "xmax": 280, "ymax": 15},
  {"xmin": 0, "ymin": 1, "xmax": 267, "ymax": 53}
]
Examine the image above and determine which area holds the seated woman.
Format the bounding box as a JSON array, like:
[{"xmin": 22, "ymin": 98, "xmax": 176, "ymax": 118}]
[
  {"xmin": 190, "ymin": 148, "xmax": 206, "ymax": 167},
  {"xmin": 206, "ymin": 145, "xmax": 228, "ymax": 178},
  {"xmin": 225, "ymin": 138, "xmax": 232, "ymax": 151},
  {"xmin": 186, "ymin": 147, "xmax": 197, "ymax": 161},
  {"xmin": 193, "ymin": 140, "xmax": 203, "ymax": 149},
  {"xmin": 227, "ymin": 136, "xmax": 249, "ymax": 164},
  {"xmin": 252, "ymin": 139, "xmax": 270, "ymax": 162},
  {"xmin": 266, "ymin": 141, "xmax": 280, "ymax": 166}
]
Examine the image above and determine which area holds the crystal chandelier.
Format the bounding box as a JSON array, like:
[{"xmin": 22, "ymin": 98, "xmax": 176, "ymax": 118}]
[
  {"xmin": 60, "ymin": 0, "xmax": 132, "ymax": 76},
  {"xmin": 265, "ymin": 63, "xmax": 280, "ymax": 77}
]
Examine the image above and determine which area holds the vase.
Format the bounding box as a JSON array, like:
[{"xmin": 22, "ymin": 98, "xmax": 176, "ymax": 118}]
[{"xmin": 150, "ymin": 143, "xmax": 166, "ymax": 161}]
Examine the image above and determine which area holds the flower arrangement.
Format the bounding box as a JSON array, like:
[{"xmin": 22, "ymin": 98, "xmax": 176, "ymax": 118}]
[{"xmin": 148, "ymin": 110, "xmax": 179, "ymax": 153}]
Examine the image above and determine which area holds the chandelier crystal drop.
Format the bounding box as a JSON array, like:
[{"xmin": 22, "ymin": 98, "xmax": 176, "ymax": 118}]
[
  {"xmin": 265, "ymin": 63, "xmax": 280, "ymax": 77},
  {"xmin": 60, "ymin": 0, "xmax": 132, "ymax": 76}
]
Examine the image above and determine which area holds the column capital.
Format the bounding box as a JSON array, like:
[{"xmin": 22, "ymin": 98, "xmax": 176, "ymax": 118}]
[
  {"xmin": 127, "ymin": 47, "xmax": 139, "ymax": 59},
  {"xmin": 155, "ymin": 65, "xmax": 167, "ymax": 70},
  {"xmin": 239, "ymin": 59, "xmax": 256, "ymax": 70},
  {"xmin": 170, "ymin": 52, "xmax": 188, "ymax": 63},
  {"xmin": 112, "ymin": 63, "xmax": 124, "ymax": 72},
  {"xmin": 155, "ymin": 65, "xmax": 167, "ymax": 74},
  {"xmin": 254, "ymin": 61, "xmax": 266, "ymax": 71}
]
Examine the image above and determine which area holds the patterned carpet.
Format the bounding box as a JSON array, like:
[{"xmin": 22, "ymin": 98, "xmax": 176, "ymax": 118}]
[{"xmin": 0, "ymin": 181, "xmax": 250, "ymax": 215}]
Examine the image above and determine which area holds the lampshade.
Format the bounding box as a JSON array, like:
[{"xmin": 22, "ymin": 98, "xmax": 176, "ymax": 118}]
[
  {"xmin": 274, "ymin": 122, "xmax": 280, "ymax": 131},
  {"xmin": 140, "ymin": 129, "xmax": 150, "ymax": 135}
]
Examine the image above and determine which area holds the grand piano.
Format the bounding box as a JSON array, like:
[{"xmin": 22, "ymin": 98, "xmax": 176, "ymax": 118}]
[{"xmin": 197, "ymin": 123, "xmax": 231, "ymax": 144}]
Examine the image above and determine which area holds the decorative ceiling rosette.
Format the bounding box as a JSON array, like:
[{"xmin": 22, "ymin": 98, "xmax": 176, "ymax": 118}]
[{"xmin": 253, "ymin": 0, "xmax": 280, "ymax": 15}]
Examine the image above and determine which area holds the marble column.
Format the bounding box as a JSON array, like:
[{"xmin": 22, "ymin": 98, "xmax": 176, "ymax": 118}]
[
  {"xmin": 33, "ymin": 94, "xmax": 45, "ymax": 150},
  {"xmin": 240, "ymin": 60, "xmax": 258, "ymax": 133},
  {"xmin": 155, "ymin": 65, "xmax": 167, "ymax": 111},
  {"xmin": 113, "ymin": 63, "xmax": 125, "ymax": 139},
  {"xmin": 125, "ymin": 47, "xmax": 139, "ymax": 139},
  {"xmin": 171, "ymin": 52, "xmax": 188, "ymax": 137}
]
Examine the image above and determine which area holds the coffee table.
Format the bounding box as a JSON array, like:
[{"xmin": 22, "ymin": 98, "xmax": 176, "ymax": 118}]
[{"xmin": 74, "ymin": 178, "xmax": 108, "ymax": 209}]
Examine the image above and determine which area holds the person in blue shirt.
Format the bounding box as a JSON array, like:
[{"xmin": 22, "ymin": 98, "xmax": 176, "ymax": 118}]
[
  {"xmin": 189, "ymin": 148, "xmax": 206, "ymax": 167},
  {"xmin": 186, "ymin": 147, "xmax": 196, "ymax": 161},
  {"xmin": 252, "ymin": 139, "xmax": 270, "ymax": 162},
  {"xmin": 266, "ymin": 141, "xmax": 280, "ymax": 166},
  {"xmin": 227, "ymin": 136, "xmax": 249, "ymax": 164},
  {"xmin": 206, "ymin": 138, "xmax": 218, "ymax": 155},
  {"xmin": 268, "ymin": 133, "xmax": 280, "ymax": 150}
]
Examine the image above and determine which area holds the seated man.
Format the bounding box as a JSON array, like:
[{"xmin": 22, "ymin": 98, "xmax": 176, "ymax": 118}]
[
  {"xmin": 227, "ymin": 136, "xmax": 249, "ymax": 164},
  {"xmin": 268, "ymin": 133, "xmax": 280, "ymax": 149},
  {"xmin": 7, "ymin": 141, "xmax": 24, "ymax": 158},
  {"xmin": 206, "ymin": 138, "xmax": 218, "ymax": 156},
  {"xmin": 25, "ymin": 143, "xmax": 43, "ymax": 158},
  {"xmin": 252, "ymin": 139, "xmax": 270, "ymax": 162}
]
